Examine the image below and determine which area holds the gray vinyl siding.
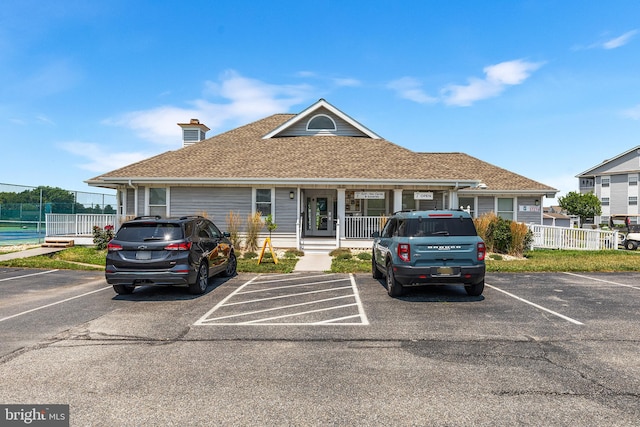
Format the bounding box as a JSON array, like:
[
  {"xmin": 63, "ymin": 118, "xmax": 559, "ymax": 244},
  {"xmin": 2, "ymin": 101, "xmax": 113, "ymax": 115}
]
[
  {"xmin": 588, "ymin": 150, "xmax": 640, "ymax": 175},
  {"xmin": 170, "ymin": 187, "xmax": 252, "ymax": 228},
  {"xmin": 126, "ymin": 189, "xmax": 135, "ymax": 216},
  {"xmin": 274, "ymin": 188, "xmax": 297, "ymax": 233},
  {"xmin": 477, "ymin": 197, "xmax": 495, "ymax": 216},
  {"xmin": 137, "ymin": 187, "xmax": 145, "ymax": 215},
  {"xmin": 516, "ymin": 197, "xmax": 541, "ymax": 224},
  {"xmin": 277, "ymin": 107, "xmax": 368, "ymax": 137},
  {"xmin": 610, "ymin": 174, "xmax": 629, "ymax": 215}
]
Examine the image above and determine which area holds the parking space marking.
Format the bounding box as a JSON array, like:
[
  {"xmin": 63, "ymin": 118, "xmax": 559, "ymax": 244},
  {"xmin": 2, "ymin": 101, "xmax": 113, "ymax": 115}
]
[
  {"xmin": 486, "ymin": 283, "xmax": 584, "ymax": 325},
  {"xmin": 563, "ymin": 272, "xmax": 640, "ymax": 290},
  {"xmin": 0, "ymin": 269, "xmax": 59, "ymax": 282},
  {"xmin": 0, "ymin": 281, "xmax": 112, "ymax": 323},
  {"xmin": 194, "ymin": 273, "xmax": 369, "ymax": 326}
]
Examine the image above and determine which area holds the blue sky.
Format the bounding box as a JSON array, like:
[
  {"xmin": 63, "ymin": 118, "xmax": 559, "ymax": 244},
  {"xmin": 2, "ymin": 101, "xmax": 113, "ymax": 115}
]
[{"xmin": 2, "ymin": 1, "xmax": 639, "ymax": 205}]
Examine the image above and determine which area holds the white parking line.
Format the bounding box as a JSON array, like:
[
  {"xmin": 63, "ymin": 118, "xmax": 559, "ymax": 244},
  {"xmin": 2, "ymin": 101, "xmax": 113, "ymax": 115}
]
[
  {"xmin": 194, "ymin": 273, "xmax": 368, "ymax": 326},
  {"xmin": 486, "ymin": 283, "xmax": 584, "ymax": 325},
  {"xmin": 563, "ymin": 272, "xmax": 640, "ymax": 290},
  {"xmin": 0, "ymin": 280, "xmax": 112, "ymax": 323},
  {"xmin": 0, "ymin": 269, "xmax": 59, "ymax": 282}
]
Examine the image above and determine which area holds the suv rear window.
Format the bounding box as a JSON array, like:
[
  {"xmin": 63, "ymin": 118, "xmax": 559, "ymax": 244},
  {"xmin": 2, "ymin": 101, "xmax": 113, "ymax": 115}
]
[
  {"xmin": 115, "ymin": 223, "xmax": 184, "ymax": 242},
  {"xmin": 398, "ymin": 217, "xmax": 477, "ymax": 237}
]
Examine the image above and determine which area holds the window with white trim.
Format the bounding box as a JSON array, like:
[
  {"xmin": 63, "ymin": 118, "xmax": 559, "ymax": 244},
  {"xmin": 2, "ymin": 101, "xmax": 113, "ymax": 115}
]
[
  {"xmin": 629, "ymin": 196, "xmax": 638, "ymax": 206},
  {"xmin": 255, "ymin": 189, "xmax": 272, "ymax": 217},
  {"xmin": 629, "ymin": 174, "xmax": 638, "ymax": 186},
  {"xmin": 601, "ymin": 197, "xmax": 610, "ymax": 206},
  {"xmin": 602, "ymin": 177, "xmax": 610, "ymax": 187},
  {"xmin": 149, "ymin": 188, "xmax": 167, "ymax": 217},
  {"xmin": 497, "ymin": 198, "xmax": 514, "ymax": 220}
]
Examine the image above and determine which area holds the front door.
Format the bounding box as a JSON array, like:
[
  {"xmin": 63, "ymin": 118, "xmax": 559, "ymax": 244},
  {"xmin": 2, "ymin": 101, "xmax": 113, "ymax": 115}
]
[{"xmin": 306, "ymin": 193, "xmax": 335, "ymax": 237}]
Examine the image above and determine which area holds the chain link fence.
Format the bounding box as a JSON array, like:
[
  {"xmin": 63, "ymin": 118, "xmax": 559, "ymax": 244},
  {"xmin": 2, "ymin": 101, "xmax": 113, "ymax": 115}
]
[{"xmin": 0, "ymin": 183, "xmax": 116, "ymax": 246}]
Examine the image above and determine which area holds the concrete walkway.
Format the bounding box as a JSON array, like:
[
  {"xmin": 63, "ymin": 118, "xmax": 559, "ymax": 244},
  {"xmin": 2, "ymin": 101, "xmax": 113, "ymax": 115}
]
[
  {"xmin": 0, "ymin": 247, "xmax": 65, "ymax": 262},
  {"xmin": 293, "ymin": 252, "xmax": 333, "ymax": 272}
]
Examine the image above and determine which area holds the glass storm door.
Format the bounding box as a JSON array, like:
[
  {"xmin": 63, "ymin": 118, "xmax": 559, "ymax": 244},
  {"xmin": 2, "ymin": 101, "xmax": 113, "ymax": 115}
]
[{"xmin": 306, "ymin": 196, "xmax": 334, "ymax": 236}]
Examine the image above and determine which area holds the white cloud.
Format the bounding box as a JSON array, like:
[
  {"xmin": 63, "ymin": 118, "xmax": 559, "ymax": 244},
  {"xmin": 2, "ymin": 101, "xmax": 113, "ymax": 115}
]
[
  {"xmin": 602, "ymin": 30, "xmax": 638, "ymax": 49},
  {"xmin": 622, "ymin": 104, "xmax": 640, "ymax": 120},
  {"xmin": 442, "ymin": 59, "xmax": 543, "ymax": 106},
  {"xmin": 106, "ymin": 70, "xmax": 315, "ymax": 146},
  {"xmin": 387, "ymin": 77, "xmax": 438, "ymax": 104},
  {"xmin": 59, "ymin": 141, "xmax": 152, "ymax": 173},
  {"xmin": 332, "ymin": 77, "xmax": 361, "ymax": 87}
]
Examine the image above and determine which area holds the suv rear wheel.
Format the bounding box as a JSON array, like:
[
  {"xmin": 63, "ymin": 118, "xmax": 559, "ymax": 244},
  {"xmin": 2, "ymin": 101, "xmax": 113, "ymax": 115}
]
[
  {"xmin": 465, "ymin": 280, "xmax": 484, "ymax": 297},
  {"xmin": 113, "ymin": 284, "xmax": 135, "ymax": 295},
  {"xmin": 386, "ymin": 262, "xmax": 404, "ymax": 297},
  {"xmin": 189, "ymin": 262, "xmax": 209, "ymax": 295}
]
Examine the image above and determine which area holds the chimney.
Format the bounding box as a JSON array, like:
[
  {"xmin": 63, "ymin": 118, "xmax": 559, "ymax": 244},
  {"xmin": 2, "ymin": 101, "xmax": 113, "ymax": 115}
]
[{"xmin": 177, "ymin": 118, "xmax": 210, "ymax": 148}]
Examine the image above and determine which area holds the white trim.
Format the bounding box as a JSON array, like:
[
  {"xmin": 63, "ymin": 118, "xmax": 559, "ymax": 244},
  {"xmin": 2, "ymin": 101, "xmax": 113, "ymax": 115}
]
[
  {"xmin": 252, "ymin": 187, "xmax": 276, "ymax": 220},
  {"xmin": 261, "ymin": 99, "xmax": 382, "ymax": 140},
  {"xmin": 306, "ymin": 114, "xmax": 337, "ymax": 131},
  {"xmin": 145, "ymin": 186, "xmax": 170, "ymax": 217}
]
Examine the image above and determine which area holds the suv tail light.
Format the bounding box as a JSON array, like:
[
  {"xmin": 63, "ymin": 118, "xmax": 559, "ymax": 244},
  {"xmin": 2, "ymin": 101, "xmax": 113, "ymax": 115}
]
[
  {"xmin": 397, "ymin": 243, "xmax": 411, "ymax": 262},
  {"xmin": 107, "ymin": 242, "xmax": 123, "ymax": 251},
  {"xmin": 164, "ymin": 242, "xmax": 192, "ymax": 251},
  {"xmin": 477, "ymin": 242, "xmax": 486, "ymax": 261}
]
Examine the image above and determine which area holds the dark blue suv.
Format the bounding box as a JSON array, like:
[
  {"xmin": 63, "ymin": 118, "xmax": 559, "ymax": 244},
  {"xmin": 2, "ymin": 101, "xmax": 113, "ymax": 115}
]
[
  {"xmin": 106, "ymin": 216, "xmax": 236, "ymax": 295},
  {"xmin": 372, "ymin": 210, "xmax": 486, "ymax": 297}
]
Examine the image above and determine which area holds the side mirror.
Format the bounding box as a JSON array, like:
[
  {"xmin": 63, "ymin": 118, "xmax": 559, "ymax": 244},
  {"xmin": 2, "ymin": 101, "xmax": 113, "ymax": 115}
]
[
  {"xmin": 223, "ymin": 232, "xmax": 231, "ymax": 238},
  {"xmin": 371, "ymin": 231, "xmax": 380, "ymax": 238}
]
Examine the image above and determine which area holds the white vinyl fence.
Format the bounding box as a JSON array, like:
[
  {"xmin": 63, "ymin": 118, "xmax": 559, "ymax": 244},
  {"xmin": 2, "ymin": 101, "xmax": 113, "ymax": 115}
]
[
  {"xmin": 46, "ymin": 214, "xmax": 118, "ymax": 236},
  {"xmin": 528, "ymin": 224, "xmax": 619, "ymax": 250}
]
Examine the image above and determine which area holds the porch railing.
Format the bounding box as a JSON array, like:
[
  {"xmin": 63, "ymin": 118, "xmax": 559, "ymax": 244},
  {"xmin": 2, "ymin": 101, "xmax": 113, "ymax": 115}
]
[
  {"xmin": 46, "ymin": 214, "xmax": 118, "ymax": 236},
  {"xmin": 528, "ymin": 224, "xmax": 619, "ymax": 250},
  {"xmin": 344, "ymin": 216, "xmax": 388, "ymax": 239}
]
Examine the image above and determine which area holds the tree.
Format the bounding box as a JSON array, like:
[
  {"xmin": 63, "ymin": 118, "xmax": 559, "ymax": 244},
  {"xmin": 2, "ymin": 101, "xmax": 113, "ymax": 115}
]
[{"xmin": 558, "ymin": 191, "xmax": 601, "ymax": 225}]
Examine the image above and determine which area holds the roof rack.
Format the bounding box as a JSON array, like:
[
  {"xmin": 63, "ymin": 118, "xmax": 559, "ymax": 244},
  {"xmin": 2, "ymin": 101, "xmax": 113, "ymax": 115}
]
[{"xmin": 133, "ymin": 215, "xmax": 162, "ymax": 220}]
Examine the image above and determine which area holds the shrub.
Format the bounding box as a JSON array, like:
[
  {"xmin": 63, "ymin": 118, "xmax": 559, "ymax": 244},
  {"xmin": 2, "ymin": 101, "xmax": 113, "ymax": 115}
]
[
  {"xmin": 226, "ymin": 211, "xmax": 242, "ymax": 249},
  {"xmin": 474, "ymin": 213, "xmax": 533, "ymax": 257},
  {"xmin": 284, "ymin": 249, "xmax": 303, "ymax": 258},
  {"xmin": 329, "ymin": 248, "xmax": 351, "ymax": 257},
  {"xmin": 510, "ymin": 221, "xmax": 532, "ymax": 257},
  {"xmin": 357, "ymin": 252, "xmax": 372, "ymax": 261},
  {"xmin": 243, "ymin": 251, "xmax": 258, "ymax": 259},
  {"xmin": 245, "ymin": 212, "xmax": 264, "ymax": 252},
  {"xmin": 92, "ymin": 225, "xmax": 114, "ymax": 250}
]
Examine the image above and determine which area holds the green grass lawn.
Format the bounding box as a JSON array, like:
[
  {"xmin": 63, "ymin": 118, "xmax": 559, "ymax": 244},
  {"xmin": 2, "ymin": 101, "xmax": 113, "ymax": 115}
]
[{"xmin": 1, "ymin": 246, "xmax": 639, "ymax": 274}]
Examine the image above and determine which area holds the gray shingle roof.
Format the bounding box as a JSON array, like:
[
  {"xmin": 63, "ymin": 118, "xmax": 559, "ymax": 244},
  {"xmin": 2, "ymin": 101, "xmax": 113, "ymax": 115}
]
[{"xmin": 89, "ymin": 113, "xmax": 556, "ymax": 192}]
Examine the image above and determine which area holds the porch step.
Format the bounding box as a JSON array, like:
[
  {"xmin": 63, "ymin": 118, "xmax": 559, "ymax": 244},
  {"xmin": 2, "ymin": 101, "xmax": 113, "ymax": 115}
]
[
  {"xmin": 300, "ymin": 238, "xmax": 336, "ymax": 254},
  {"xmin": 42, "ymin": 238, "xmax": 75, "ymax": 248}
]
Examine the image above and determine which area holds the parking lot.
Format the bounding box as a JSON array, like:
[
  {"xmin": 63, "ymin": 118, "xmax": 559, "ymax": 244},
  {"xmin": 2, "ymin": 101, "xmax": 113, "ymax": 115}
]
[{"xmin": 1, "ymin": 268, "xmax": 639, "ymax": 425}]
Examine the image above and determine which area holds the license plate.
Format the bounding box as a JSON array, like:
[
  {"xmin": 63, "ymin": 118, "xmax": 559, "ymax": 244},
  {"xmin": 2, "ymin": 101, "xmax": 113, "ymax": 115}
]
[
  {"xmin": 136, "ymin": 251, "xmax": 151, "ymax": 260},
  {"xmin": 437, "ymin": 267, "xmax": 453, "ymax": 275}
]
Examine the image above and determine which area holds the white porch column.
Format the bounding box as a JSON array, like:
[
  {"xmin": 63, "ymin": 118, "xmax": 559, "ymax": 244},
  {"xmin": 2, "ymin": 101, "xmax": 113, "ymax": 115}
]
[
  {"xmin": 393, "ymin": 189, "xmax": 403, "ymax": 213},
  {"xmin": 337, "ymin": 188, "xmax": 346, "ymax": 238},
  {"xmin": 449, "ymin": 190, "xmax": 458, "ymax": 210}
]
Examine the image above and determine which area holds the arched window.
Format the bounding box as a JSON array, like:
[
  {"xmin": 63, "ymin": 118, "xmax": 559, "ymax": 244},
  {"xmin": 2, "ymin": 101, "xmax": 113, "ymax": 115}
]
[{"xmin": 307, "ymin": 114, "xmax": 336, "ymax": 131}]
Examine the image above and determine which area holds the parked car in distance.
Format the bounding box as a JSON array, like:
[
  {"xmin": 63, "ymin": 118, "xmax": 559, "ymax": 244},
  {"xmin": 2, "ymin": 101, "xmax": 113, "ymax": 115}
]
[
  {"xmin": 106, "ymin": 215, "xmax": 237, "ymax": 295},
  {"xmin": 372, "ymin": 210, "xmax": 486, "ymax": 297}
]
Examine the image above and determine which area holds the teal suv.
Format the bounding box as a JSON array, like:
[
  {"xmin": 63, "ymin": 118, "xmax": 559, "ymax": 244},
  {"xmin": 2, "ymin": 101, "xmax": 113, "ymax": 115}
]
[{"xmin": 372, "ymin": 210, "xmax": 486, "ymax": 297}]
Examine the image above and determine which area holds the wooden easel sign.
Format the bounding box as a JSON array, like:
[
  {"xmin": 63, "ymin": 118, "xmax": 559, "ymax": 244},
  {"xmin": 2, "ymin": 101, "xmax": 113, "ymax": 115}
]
[{"xmin": 257, "ymin": 237, "xmax": 278, "ymax": 264}]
